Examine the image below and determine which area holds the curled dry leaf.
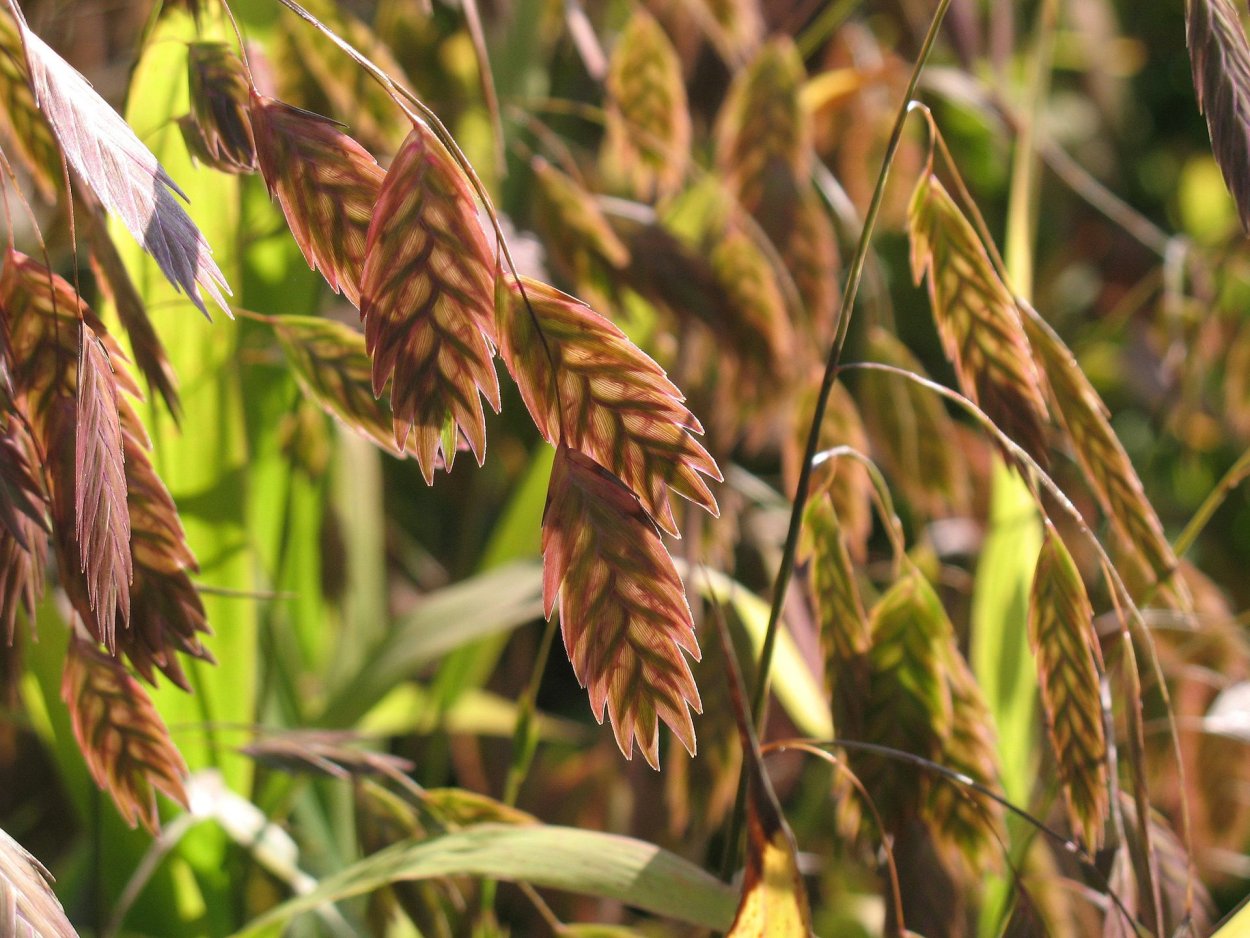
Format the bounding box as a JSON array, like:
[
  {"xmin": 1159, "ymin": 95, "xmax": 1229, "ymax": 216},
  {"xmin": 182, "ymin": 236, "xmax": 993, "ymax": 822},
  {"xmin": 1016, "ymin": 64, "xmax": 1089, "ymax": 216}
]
[
  {"xmin": 716, "ymin": 38, "xmax": 811, "ymax": 215},
  {"xmin": 75, "ymin": 327, "xmax": 132, "ymax": 644},
  {"xmin": 0, "ymin": 824, "xmax": 76, "ymax": 938},
  {"xmin": 360, "ymin": 121, "xmax": 500, "ymax": 483},
  {"xmin": 500, "ymin": 277, "xmax": 720, "ymax": 536},
  {"xmin": 604, "ymin": 8, "xmax": 690, "ymax": 199},
  {"xmin": 250, "ymin": 92, "xmax": 385, "ymax": 306},
  {"xmin": 1186, "ymin": 0, "xmax": 1250, "ymax": 230},
  {"xmin": 270, "ymin": 315, "xmax": 404, "ymax": 458},
  {"xmin": 1022, "ymin": 309, "xmax": 1190, "ymax": 610},
  {"xmin": 908, "ymin": 172, "xmax": 1050, "ymax": 466},
  {"xmin": 62, "ymin": 637, "xmax": 189, "ymax": 832},
  {"xmin": 1029, "ymin": 523, "xmax": 1108, "ymax": 849},
  {"xmin": 542, "ymin": 445, "xmax": 701, "ymax": 769},
  {"xmin": 17, "ymin": 18, "xmax": 229, "ymax": 316},
  {"xmin": 186, "ymin": 41, "xmax": 256, "ymax": 173}
]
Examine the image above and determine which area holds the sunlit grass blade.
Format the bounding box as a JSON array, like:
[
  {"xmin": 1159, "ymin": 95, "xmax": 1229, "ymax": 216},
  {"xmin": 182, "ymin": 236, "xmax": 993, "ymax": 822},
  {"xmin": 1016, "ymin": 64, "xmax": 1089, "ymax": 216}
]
[{"xmin": 232, "ymin": 824, "xmax": 737, "ymax": 936}]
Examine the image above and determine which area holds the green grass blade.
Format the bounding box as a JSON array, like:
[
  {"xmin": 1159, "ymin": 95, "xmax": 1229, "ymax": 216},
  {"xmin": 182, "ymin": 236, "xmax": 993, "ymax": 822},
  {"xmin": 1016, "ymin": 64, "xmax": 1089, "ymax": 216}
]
[{"xmin": 231, "ymin": 824, "xmax": 737, "ymax": 936}]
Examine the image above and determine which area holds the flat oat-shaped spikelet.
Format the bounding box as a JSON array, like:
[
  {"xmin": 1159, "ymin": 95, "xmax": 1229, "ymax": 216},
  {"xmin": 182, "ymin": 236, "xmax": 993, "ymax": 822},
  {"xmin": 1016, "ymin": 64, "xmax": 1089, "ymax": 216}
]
[
  {"xmin": 500, "ymin": 277, "xmax": 720, "ymax": 536},
  {"xmin": 1022, "ymin": 310, "xmax": 1190, "ymax": 609},
  {"xmin": 0, "ymin": 824, "xmax": 75, "ymax": 938},
  {"xmin": 1186, "ymin": 0, "xmax": 1250, "ymax": 230},
  {"xmin": 250, "ymin": 93, "xmax": 384, "ymax": 306},
  {"xmin": 62, "ymin": 637, "xmax": 189, "ymax": 832},
  {"xmin": 715, "ymin": 38, "xmax": 811, "ymax": 215},
  {"xmin": 1028, "ymin": 522, "xmax": 1107, "ymax": 850},
  {"xmin": 0, "ymin": 252, "xmax": 134, "ymax": 646},
  {"xmin": 542, "ymin": 445, "xmax": 702, "ymax": 769},
  {"xmin": 75, "ymin": 327, "xmax": 132, "ymax": 644},
  {"xmin": 604, "ymin": 8, "xmax": 691, "ymax": 199},
  {"xmin": 908, "ymin": 171, "xmax": 1050, "ymax": 466},
  {"xmin": 360, "ymin": 121, "xmax": 501, "ymax": 483},
  {"xmin": 18, "ymin": 17, "xmax": 229, "ymax": 316},
  {"xmin": 186, "ymin": 42, "xmax": 256, "ymax": 174}
]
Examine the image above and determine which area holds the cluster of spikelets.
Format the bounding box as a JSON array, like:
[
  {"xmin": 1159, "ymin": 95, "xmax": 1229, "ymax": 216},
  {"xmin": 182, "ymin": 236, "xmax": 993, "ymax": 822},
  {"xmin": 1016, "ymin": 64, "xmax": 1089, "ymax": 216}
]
[{"xmin": 0, "ymin": 8, "xmax": 720, "ymax": 850}]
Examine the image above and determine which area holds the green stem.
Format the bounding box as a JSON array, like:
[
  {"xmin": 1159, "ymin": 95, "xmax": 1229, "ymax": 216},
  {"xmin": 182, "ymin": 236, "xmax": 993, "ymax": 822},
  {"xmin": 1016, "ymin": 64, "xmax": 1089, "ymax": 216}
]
[{"xmin": 724, "ymin": 0, "xmax": 952, "ymax": 877}]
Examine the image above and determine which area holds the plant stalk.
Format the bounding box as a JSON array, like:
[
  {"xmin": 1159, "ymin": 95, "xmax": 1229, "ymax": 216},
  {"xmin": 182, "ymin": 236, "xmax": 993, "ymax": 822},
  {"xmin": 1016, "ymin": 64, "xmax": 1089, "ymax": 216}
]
[{"xmin": 722, "ymin": 0, "xmax": 952, "ymax": 878}]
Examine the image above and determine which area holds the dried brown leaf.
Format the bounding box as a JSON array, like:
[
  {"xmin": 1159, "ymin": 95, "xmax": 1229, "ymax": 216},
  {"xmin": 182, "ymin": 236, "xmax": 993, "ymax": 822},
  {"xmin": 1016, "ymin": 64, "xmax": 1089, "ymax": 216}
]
[
  {"xmin": 186, "ymin": 41, "xmax": 256, "ymax": 173},
  {"xmin": 74, "ymin": 326, "xmax": 132, "ymax": 643},
  {"xmin": 1186, "ymin": 0, "xmax": 1250, "ymax": 230},
  {"xmin": 250, "ymin": 93, "xmax": 384, "ymax": 306},
  {"xmin": 62, "ymin": 637, "xmax": 189, "ymax": 832},
  {"xmin": 270, "ymin": 314, "xmax": 404, "ymax": 457},
  {"xmin": 1022, "ymin": 309, "xmax": 1190, "ymax": 609},
  {"xmin": 605, "ymin": 9, "xmax": 691, "ymax": 199},
  {"xmin": 1029, "ymin": 523, "xmax": 1108, "ymax": 849},
  {"xmin": 908, "ymin": 172, "xmax": 1050, "ymax": 466},
  {"xmin": 0, "ymin": 825, "xmax": 76, "ymax": 938},
  {"xmin": 541, "ymin": 445, "xmax": 701, "ymax": 768},
  {"xmin": 18, "ymin": 17, "xmax": 229, "ymax": 316},
  {"xmin": 360, "ymin": 121, "xmax": 500, "ymax": 483},
  {"xmin": 500, "ymin": 277, "xmax": 719, "ymax": 536},
  {"xmin": 715, "ymin": 38, "xmax": 810, "ymax": 215}
]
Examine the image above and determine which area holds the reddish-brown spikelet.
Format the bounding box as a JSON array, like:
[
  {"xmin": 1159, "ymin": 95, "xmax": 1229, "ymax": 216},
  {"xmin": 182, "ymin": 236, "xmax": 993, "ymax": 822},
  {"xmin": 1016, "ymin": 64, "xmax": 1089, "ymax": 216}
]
[
  {"xmin": 0, "ymin": 7, "xmax": 58, "ymax": 202},
  {"xmin": 907, "ymin": 172, "xmax": 1051, "ymax": 467},
  {"xmin": 271, "ymin": 315, "xmax": 406, "ymax": 458},
  {"xmin": 62, "ymin": 637, "xmax": 189, "ymax": 832},
  {"xmin": 186, "ymin": 42, "xmax": 256, "ymax": 174},
  {"xmin": 500, "ymin": 277, "xmax": 720, "ymax": 536},
  {"xmin": 0, "ymin": 824, "xmax": 75, "ymax": 938},
  {"xmin": 1022, "ymin": 309, "xmax": 1191, "ymax": 610},
  {"xmin": 542, "ymin": 445, "xmax": 702, "ymax": 769},
  {"xmin": 0, "ymin": 251, "xmax": 134, "ymax": 647},
  {"xmin": 1028, "ymin": 523, "xmax": 1108, "ymax": 849},
  {"xmin": 75, "ymin": 328, "xmax": 132, "ymax": 642},
  {"xmin": 250, "ymin": 92, "xmax": 384, "ymax": 306},
  {"xmin": 360, "ymin": 122, "xmax": 500, "ymax": 484},
  {"xmin": 111, "ymin": 395, "xmax": 211, "ymax": 690},
  {"xmin": 0, "ymin": 488, "xmax": 45, "ymax": 645}
]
